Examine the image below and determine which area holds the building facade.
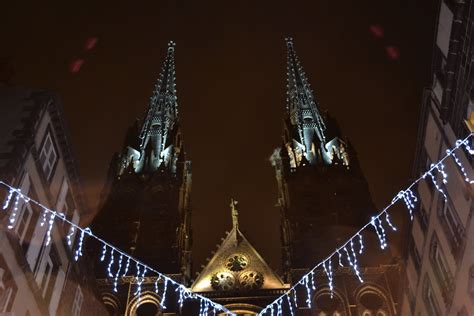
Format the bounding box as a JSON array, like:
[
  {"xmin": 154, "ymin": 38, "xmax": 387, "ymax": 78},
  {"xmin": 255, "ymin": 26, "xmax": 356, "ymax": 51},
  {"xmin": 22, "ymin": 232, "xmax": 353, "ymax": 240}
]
[
  {"xmin": 0, "ymin": 86, "xmax": 105, "ymax": 315},
  {"xmin": 401, "ymin": 0, "xmax": 474, "ymax": 315}
]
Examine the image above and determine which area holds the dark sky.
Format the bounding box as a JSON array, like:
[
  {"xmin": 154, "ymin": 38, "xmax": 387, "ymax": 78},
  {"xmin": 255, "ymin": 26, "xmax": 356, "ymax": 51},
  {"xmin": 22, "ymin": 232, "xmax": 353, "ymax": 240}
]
[{"xmin": 3, "ymin": 1, "xmax": 436, "ymax": 275}]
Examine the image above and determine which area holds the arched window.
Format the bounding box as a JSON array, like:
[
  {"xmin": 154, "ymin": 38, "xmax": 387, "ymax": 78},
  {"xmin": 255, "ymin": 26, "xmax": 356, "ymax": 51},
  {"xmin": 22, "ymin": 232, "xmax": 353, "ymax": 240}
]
[
  {"xmin": 126, "ymin": 291, "xmax": 163, "ymax": 316},
  {"xmin": 102, "ymin": 293, "xmax": 121, "ymax": 316},
  {"xmin": 356, "ymin": 286, "xmax": 392, "ymax": 316},
  {"xmin": 313, "ymin": 289, "xmax": 347, "ymax": 316}
]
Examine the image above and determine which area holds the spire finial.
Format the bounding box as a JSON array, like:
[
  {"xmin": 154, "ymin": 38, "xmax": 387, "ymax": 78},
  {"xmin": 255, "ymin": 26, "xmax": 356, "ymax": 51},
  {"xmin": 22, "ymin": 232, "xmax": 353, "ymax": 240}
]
[
  {"xmin": 167, "ymin": 40, "xmax": 176, "ymax": 52},
  {"xmin": 230, "ymin": 198, "xmax": 239, "ymax": 229}
]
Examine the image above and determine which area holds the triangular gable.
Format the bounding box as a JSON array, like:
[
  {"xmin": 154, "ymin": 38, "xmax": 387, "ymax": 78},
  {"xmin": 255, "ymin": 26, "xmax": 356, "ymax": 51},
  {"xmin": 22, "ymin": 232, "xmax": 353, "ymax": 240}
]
[{"xmin": 191, "ymin": 227, "xmax": 286, "ymax": 292}]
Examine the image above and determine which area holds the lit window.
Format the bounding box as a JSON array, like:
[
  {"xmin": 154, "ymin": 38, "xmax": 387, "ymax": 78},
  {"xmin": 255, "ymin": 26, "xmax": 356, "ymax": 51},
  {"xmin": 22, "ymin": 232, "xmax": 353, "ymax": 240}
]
[
  {"xmin": 39, "ymin": 131, "xmax": 58, "ymax": 180},
  {"xmin": 72, "ymin": 286, "xmax": 83, "ymax": 316}
]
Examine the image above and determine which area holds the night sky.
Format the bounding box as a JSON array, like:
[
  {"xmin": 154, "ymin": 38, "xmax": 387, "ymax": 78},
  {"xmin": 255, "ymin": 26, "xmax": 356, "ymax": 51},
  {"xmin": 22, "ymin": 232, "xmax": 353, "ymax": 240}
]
[{"xmin": 3, "ymin": 1, "xmax": 436, "ymax": 275}]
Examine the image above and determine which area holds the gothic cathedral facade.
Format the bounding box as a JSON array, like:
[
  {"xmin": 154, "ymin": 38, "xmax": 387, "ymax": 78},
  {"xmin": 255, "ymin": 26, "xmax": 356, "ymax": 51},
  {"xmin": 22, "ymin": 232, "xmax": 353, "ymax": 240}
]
[{"xmin": 91, "ymin": 39, "xmax": 401, "ymax": 315}]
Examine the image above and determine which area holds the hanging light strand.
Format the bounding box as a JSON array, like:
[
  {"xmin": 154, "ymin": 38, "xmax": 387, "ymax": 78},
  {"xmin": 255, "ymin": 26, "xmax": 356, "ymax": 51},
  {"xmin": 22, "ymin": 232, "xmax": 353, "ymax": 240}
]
[{"xmin": 256, "ymin": 133, "xmax": 473, "ymax": 315}]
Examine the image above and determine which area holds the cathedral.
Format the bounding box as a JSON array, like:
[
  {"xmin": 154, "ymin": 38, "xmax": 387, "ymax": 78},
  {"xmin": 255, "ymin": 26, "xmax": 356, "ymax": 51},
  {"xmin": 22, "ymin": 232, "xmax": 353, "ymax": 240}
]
[{"xmin": 91, "ymin": 39, "xmax": 402, "ymax": 315}]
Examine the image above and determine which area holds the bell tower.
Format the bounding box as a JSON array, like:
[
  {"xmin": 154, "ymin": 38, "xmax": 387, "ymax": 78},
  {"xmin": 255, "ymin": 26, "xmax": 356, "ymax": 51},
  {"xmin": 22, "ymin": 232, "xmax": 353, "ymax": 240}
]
[
  {"xmin": 92, "ymin": 41, "xmax": 192, "ymax": 314},
  {"xmin": 271, "ymin": 38, "xmax": 376, "ymax": 276}
]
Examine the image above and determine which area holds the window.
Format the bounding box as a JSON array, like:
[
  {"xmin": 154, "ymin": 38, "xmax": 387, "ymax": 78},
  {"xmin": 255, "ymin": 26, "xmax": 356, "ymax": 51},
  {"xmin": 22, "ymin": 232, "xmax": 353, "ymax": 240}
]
[
  {"xmin": 437, "ymin": 195, "xmax": 465, "ymax": 257},
  {"xmin": 39, "ymin": 130, "xmax": 58, "ymax": 180},
  {"xmin": 72, "ymin": 286, "xmax": 83, "ymax": 316},
  {"xmin": 423, "ymin": 275, "xmax": 441, "ymax": 316},
  {"xmin": 430, "ymin": 235, "xmax": 454, "ymax": 303},
  {"xmin": 40, "ymin": 245, "xmax": 60, "ymax": 302},
  {"xmin": 409, "ymin": 236, "xmax": 422, "ymax": 273},
  {"xmin": 15, "ymin": 202, "xmax": 33, "ymax": 245},
  {"xmin": 0, "ymin": 256, "xmax": 17, "ymax": 313}
]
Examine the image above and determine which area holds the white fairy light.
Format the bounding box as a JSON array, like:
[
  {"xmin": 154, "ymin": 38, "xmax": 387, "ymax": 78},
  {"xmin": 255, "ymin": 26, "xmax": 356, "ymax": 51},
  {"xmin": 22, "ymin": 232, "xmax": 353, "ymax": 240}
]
[
  {"xmin": 0, "ymin": 180, "xmax": 234, "ymax": 316},
  {"xmin": 74, "ymin": 228, "xmax": 91, "ymax": 261},
  {"xmin": 154, "ymin": 275, "xmax": 161, "ymax": 293},
  {"xmin": 113, "ymin": 254, "xmax": 123, "ymax": 292},
  {"xmin": 45, "ymin": 212, "xmax": 56, "ymax": 246},
  {"xmin": 310, "ymin": 270, "xmax": 316, "ymax": 290},
  {"xmin": 287, "ymin": 294, "xmax": 295, "ymax": 316},
  {"xmin": 134, "ymin": 263, "xmax": 142, "ymax": 296},
  {"xmin": 7, "ymin": 192, "xmax": 21, "ymax": 229},
  {"xmin": 100, "ymin": 244, "xmax": 107, "ymax": 262},
  {"xmin": 122, "ymin": 256, "xmax": 131, "ymax": 276},
  {"xmin": 371, "ymin": 217, "xmax": 386, "ymax": 249},
  {"xmin": 67, "ymin": 225, "xmax": 75, "ymax": 246},
  {"xmin": 451, "ymin": 151, "xmax": 474, "ymax": 183},
  {"xmin": 385, "ymin": 212, "xmax": 397, "ymax": 231},
  {"xmin": 323, "ymin": 259, "xmax": 333, "ymax": 298},
  {"xmin": 336, "ymin": 249, "xmax": 343, "ymax": 267},
  {"xmin": 358, "ymin": 233, "xmax": 364, "ymax": 254},
  {"xmin": 395, "ymin": 189, "xmax": 417, "ymax": 220},
  {"xmin": 160, "ymin": 278, "xmax": 168, "ymax": 309},
  {"xmin": 292, "ymin": 288, "xmax": 298, "ymax": 308},
  {"xmin": 277, "ymin": 298, "xmax": 283, "ymax": 316},
  {"xmin": 107, "ymin": 248, "xmax": 115, "ymax": 277},
  {"xmin": 303, "ymin": 275, "xmax": 312, "ymax": 308},
  {"xmin": 2, "ymin": 188, "xmax": 15, "ymax": 210},
  {"xmin": 378, "ymin": 217, "xmax": 387, "ymax": 249},
  {"xmin": 424, "ymin": 167, "xmax": 447, "ymax": 202}
]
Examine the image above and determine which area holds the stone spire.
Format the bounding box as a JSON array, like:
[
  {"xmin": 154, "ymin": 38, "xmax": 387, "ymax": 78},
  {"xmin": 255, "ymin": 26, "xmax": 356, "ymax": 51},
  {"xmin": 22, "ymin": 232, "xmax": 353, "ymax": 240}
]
[
  {"xmin": 285, "ymin": 37, "xmax": 327, "ymax": 163},
  {"xmin": 138, "ymin": 41, "xmax": 178, "ymax": 171}
]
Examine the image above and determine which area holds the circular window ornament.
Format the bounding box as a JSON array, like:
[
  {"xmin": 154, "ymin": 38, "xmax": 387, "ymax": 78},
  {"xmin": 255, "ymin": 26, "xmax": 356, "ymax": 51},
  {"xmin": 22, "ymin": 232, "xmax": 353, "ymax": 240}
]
[
  {"xmin": 211, "ymin": 272, "xmax": 236, "ymax": 291},
  {"xmin": 239, "ymin": 271, "xmax": 264, "ymax": 290},
  {"xmin": 225, "ymin": 254, "xmax": 249, "ymax": 272}
]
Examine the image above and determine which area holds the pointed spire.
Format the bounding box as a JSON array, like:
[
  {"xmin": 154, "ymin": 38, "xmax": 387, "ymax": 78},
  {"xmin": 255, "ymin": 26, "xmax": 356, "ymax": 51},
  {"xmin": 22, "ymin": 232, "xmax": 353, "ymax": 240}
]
[
  {"xmin": 137, "ymin": 41, "xmax": 179, "ymax": 172},
  {"xmin": 285, "ymin": 37, "xmax": 326, "ymax": 163}
]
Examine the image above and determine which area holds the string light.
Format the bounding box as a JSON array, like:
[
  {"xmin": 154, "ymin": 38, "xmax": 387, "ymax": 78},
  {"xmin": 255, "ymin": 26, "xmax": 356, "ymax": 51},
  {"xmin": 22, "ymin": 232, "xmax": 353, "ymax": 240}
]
[
  {"xmin": 101, "ymin": 244, "xmax": 107, "ymax": 261},
  {"xmin": 107, "ymin": 248, "xmax": 115, "ymax": 277},
  {"xmin": 154, "ymin": 275, "xmax": 161, "ymax": 294},
  {"xmin": 7, "ymin": 192, "xmax": 21, "ymax": 229},
  {"xmin": 385, "ymin": 212, "xmax": 397, "ymax": 231},
  {"xmin": 256, "ymin": 134, "xmax": 473, "ymax": 314},
  {"xmin": 323, "ymin": 259, "xmax": 333, "ymax": 298},
  {"xmin": 358, "ymin": 233, "xmax": 364, "ymax": 254},
  {"xmin": 0, "ymin": 180, "xmax": 235, "ymax": 316},
  {"xmin": 67, "ymin": 225, "xmax": 75, "ymax": 246},
  {"xmin": 160, "ymin": 278, "xmax": 168, "ymax": 309},
  {"xmin": 113, "ymin": 254, "xmax": 123, "ymax": 292},
  {"xmin": 287, "ymin": 293, "xmax": 295, "ymax": 316},
  {"xmin": 2, "ymin": 188, "xmax": 15, "ymax": 209}
]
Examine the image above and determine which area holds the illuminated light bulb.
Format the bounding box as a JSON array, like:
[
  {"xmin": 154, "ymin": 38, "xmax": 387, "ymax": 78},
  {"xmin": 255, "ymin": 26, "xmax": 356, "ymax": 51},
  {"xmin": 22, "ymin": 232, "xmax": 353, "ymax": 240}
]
[
  {"xmin": 292, "ymin": 288, "xmax": 298, "ymax": 308},
  {"xmin": 395, "ymin": 189, "xmax": 417, "ymax": 220},
  {"xmin": 40, "ymin": 210, "xmax": 48, "ymax": 227},
  {"xmin": 134, "ymin": 263, "xmax": 142, "ymax": 296}
]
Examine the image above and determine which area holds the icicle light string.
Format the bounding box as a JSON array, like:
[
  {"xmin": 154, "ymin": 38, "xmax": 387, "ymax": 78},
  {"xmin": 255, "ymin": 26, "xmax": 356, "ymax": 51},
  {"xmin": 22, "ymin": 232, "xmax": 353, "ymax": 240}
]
[
  {"xmin": 0, "ymin": 180, "xmax": 235, "ymax": 316},
  {"xmin": 257, "ymin": 133, "xmax": 473, "ymax": 315}
]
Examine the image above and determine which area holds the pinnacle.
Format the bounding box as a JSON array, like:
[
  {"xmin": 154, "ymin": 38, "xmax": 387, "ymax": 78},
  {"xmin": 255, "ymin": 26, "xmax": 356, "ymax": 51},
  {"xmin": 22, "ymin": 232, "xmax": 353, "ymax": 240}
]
[{"xmin": 167, "ymin": 41, "xmax": 176, "ymax": 52}]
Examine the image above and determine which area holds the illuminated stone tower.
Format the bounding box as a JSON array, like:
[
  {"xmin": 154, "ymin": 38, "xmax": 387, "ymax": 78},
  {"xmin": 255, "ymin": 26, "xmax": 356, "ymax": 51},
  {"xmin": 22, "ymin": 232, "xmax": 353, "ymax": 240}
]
[
  {"xmin": 92, "ymin": 41, "xmax": 192, "ymax": 315},
  {"xmin": 271, "ymin": 38, "xmax": 401, "ymax": 315}
]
